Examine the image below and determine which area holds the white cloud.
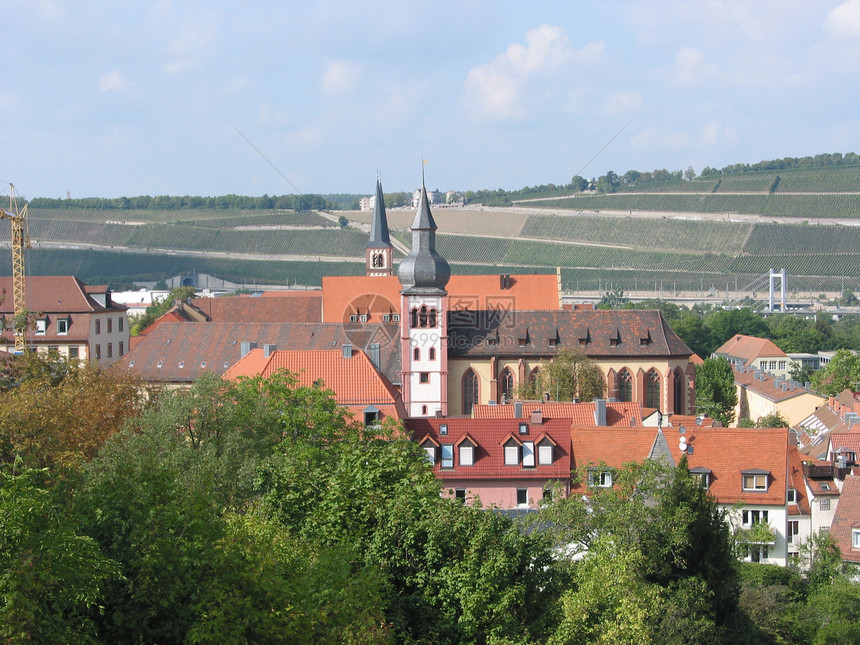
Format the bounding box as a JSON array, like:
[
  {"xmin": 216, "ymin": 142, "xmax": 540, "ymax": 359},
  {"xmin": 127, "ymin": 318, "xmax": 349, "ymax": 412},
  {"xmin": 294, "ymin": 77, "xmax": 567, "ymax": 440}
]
[
  {"xmin": 827, "ymin": 0, "xmax": 860, "ymax": 39},
  {"xmin": 672, "ymin": 46, "xmax": 722, "ymax": 85},
  {"xmin": 463, "ymin": 25, "xmax": 600, "ymax": 121},
  {"xmin": 701, "ymin": 122, "xmax": 738, "ymax": 145},
  {"xmin": 163, "ymin": 23, "xmax": 216, "ymax": 74},
  {"xmin": 320, "ymin": 60, "xmax": 361, "ymax": 95},
  {"xmin": 606, "ymin": 91, "xmax": 643, "ymax": 115},
  {"xmin": 98, "ymin": 71, "xmax": 127, "ymax": 93},
  {"xmin": 631, "ymin": 128, "xmax": 690, "ymax": 149}
]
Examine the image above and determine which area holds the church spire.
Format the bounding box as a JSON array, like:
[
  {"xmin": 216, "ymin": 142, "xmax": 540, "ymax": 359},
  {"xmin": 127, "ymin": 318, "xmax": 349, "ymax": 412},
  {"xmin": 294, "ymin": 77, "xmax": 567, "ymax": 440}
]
[
  {"xmin": 366, "ymin": 176, "xmax": 393, "ymax": 276},
  {"xmin": 397, "ymin": 181, "xmax": 450, "ymax": 294}
]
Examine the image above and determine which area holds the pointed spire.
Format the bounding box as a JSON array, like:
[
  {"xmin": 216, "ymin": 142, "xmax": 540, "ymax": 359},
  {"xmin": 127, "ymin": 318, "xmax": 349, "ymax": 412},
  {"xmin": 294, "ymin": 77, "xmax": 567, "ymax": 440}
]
[
  {"xmin": 367, "ymin": 177, "xmax": 391, "ymax": 249},
  {"xmin": 398, "ymin": 177, "xmax": 450, "ymax": 295}
]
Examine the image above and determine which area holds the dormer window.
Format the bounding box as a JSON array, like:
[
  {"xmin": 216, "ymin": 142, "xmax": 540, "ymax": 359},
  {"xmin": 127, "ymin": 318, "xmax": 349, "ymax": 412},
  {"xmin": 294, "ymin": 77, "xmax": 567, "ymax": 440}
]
[
  {"xmin": 588, "ymin": 469, "xmax": 613, "ymax": 488},
  {"xmin": 742, "ymin": 470, "xmax": 770, "ymax": 491},
  {"xmin": 35, "ymin": 318, "xmax": 47, "ymax": 335},
  {"xmin": 537, "ymin": 438, "xmax": 555, "ymax": 465},
  {"xmin": 787, "ymin": 488, "xmax": 798, "ymax": 503},
  {"xmin": 359, "ymin": 314, "xmax": 368, "ymax": 323},
  {"xmin": 420, "ymin": 436, "xmax": 439, "ymax": 465},
  {"xmin": 56, "ymin": 318, "xmax": 69, "ymax": 335},
  {"xmin": 690, "ymin": 467, "xmax": 712, "ymax": 489},
  {"xmin": 519, "ymin": 422, "xmax": 528, "ymax": 435},
  {"xmin": 503, "ymin": 437, "xmax": 521, "ymax": 465},
  {"xmin": 349, "ymin": 314, "xmax": 358, "ymax": 322},
  {"xmin": 853, "ymin": 528, "xmax": 860, "ymax": 549},
  {"xmin": 440, "ymin": 444, "xmax": 454, "ymax": 469},
  {"xmin": 457, "ymin": 436, "xmax": 476, "ymax": 467}
]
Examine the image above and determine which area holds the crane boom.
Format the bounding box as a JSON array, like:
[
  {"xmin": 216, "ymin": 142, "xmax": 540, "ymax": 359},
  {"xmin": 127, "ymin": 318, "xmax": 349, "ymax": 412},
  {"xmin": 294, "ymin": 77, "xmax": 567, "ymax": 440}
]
[{"xmin": 0, "ymin": 185, "xmax": 29, "ymax": 352}]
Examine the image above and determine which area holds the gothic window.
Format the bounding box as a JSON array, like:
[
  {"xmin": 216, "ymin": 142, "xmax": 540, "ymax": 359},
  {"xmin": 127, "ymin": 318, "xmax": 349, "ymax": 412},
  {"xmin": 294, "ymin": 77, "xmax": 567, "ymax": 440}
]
[
  {"xmin": 429, "ymin": 347, "xmax": 436, "ymax": 360},
  {"xmin": 419, "ymin": 306, "xmax": 428, "ymax": 328},
  {"xmin": 372, "ymin": 253, "xmax": 384, "ymax": 268},
  {"xmin": 414, "ymin": 347, "xmax": 420, "ymax": 361},
  {"xmin": 428, "ymin": 308, "xmax": 437, "ymax": 328},
  {"xmin": 617, "ymin": 369, "xmax": 632, "ymax": 402},
  {"xmin": 463, "ymin": 369, "xmax": 479, "ymax": 416},
  {"xmin": 645, "ymin": 369, "xmax": 661, "ymax": 409},
  {"xmin": 500, "ymin": 368, "xmax": 515, "ymax": 402},
  {"xmin": 673, "ymin": 367, "xmax": 684, "ymax": 414},
  {"xmin": 410, "ymin": 308, "xmax": 418, "ymax": 328}
]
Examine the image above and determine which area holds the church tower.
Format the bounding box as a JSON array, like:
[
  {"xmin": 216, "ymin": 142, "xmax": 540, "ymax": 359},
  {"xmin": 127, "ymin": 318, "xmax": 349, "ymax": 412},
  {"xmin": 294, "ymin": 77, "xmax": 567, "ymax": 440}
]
[
  {"xmin": 366, "ymin": 178, "xmax": 393, "ymax": 277},
  {"xmin": 398, "ymin": 182, "xmax": 451, "ymax": 417}
]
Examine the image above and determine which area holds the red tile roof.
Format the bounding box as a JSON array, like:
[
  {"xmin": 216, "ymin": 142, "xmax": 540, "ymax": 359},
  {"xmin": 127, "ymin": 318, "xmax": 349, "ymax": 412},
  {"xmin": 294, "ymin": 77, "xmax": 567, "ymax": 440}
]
[
  {"xmin": 831, "ymin": 475, "xmax": 860, "ymax": 563},
  {"xmin": 570, "ymin": 426, "xmax": 790, "ymax": 506},
  {"xmin": 406, "ymin": 417, "xmax": 571, "ymax": 480},
  {"xmin": 320, "ymin": 274, "xmax": 560, "ymax": 323},
  {"xmin": 715, "ymin": 334, "xmax": 787, "ymax": 364},
  {"xmin": 0, "ymin": 276, "xmax": 124, "ymax": 314},
  {"xmin": 224, "ymin": 347, "xmax": 405, "ymax": 421},
  {"xmin": 472, "ymin": 400, "xmax": 643, "ymax": 426},
  {"xmin": 734, "ymin": 367, "xmax": 825, "ymax": 404},
  {"xmin": 188, "ymin": 293, "xmax": 322, "ymax": 323}
]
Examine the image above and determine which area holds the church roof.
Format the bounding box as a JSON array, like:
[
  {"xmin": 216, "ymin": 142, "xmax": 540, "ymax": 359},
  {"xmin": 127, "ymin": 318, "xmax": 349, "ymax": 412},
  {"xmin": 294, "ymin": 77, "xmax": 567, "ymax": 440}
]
[
  {"xmin": 448, "ymin": 309, "xmax": 693, "ymax": 359},
  {"xmin": 367, "ymin": 178, "xmax": 392, "ymax": 249},
  {"xmin": 397, "ymin": 185, "xmax": 450, "ymax": 295}
]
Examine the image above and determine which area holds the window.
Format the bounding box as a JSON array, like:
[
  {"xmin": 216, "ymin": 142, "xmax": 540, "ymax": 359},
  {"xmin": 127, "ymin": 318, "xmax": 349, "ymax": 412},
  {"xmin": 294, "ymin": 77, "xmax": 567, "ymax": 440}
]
[
  {"xmin": 645, "ymin": 369, "xmax": 661, "ymax": 409},
  {"xmin": 820, "ymin": 498, "xmax": 831, "ymax": 511},
  {"xmin": 787, "ymin": 488, "xmax": 798, "ymax": 504},
  {"xmin": 853, "ymin": 529, "xmax": 860, "ymax": 549},
  {"xmin": 455, "ymin": 489, "xmax": 466, "ymax": 502},
  {"xmin": 778, "ymin": 361, "xmax": 786, "ymax": 370},
  {"xmin": 500, "ymin": 368, "xmax": 514, "ymax": 402},
  {"xmin": 107, "ymin": 343, "xmax": 113, "ymax": 358},
  {"xmin": 504, "ymin": 441, "xmax": 520, "ymax": 466},
  {"xmin": 588, "ymin": 470, "xmax": 613, "ymax": 488},
  {"xmin": 522, "ymin": 441, "xmax": 535, "ymax": 467},
  {"xmin": 439, "ymin": 424, "xmax": 448, "ymax": 436},
  {"xmin": 459, "ymin": 443, "xmax": 474, "ymax": 466},
  {"xmin": 107, "ymin": 318, "xmax": 113, "ymax": 333},
  {"xmin": 359, "ymin": 314, "xmax": 368, "ymax": 323},
  {"xmin": 392, "ymin": 314, "xmax": 400, "ymax": 322},
  {"xmin": 119, "ymin": 341, "xmax": 124, "ymax": 356},
  {"xmin": 95, "ymin": 319, "xmax": 101, "ymax": 334},
  {"xmin": 743, "ymin": 473, "xmax": 768, "ymax": 491},
  {"xmin": 118, "ymin": 317, "xmax": 124, "ymax": 332},
  {"xmin": 538, "ymin": 442, "xmax": 554, "ymax": 465},
  {"xmin": 424, "ymin": 445, "xmax": 436, "ymax": 465},
  {"xmin": 519, "ymin": 422, "xmax": 528, "ymax": 435},
  {"xmin": 617, "ymin": 369, "xmax": 632, "ymax": 402},
  {"xmin": 441, "ymin": 445, "xmax": 454, "ymax": 469},
  {"xmin": 68, "ymin": 346, "xmax": 79, "ymax": 359},
  {"xmin": 429, "ymin": 347, "xmax": 436, "ymax": 360},
  {"xmin": 95, "ymin": 344, "xmax": 101, "ymax": 359},
  {"xmin": 747, "ymin": 545, "xmax": 769, "ymax": 563},
  {"xmin": 414, "ymin": 348, "xmax": 420, "ymax": 360},
  {"xmin": 692, "ymin": 472, "xmax": 710, "ymax": 489},
  {"xmin": 462, "ymin": 370, "xmax": 479, "ymax": 415},
  {"xmin": 57, "ymin": 318, "xmax": 69, "ymax": 335},
  {"xmin": 35, "ymin": 319, "xmax": 47, "ymax": 335},
  {"xmin": 420, "ymin": 372, "xmax": 430, "ymax": 384},
  {"xmin": 516, "ymin": 488, "xmax": 528, "ymax": 506},
  {"xmin": 742, "ymin": 509, "xmax": 769, "ymax": 527},
  {"xmin": 349, "ymin": 314, "xmax": 358, "ymax": 322},
  {"xmin": 788, "ymin": 521, "xmax": 799, "ymax": 545},
  {"xmin": 382, "ymin": 314, "xmax": 390, "ymax": 322}
]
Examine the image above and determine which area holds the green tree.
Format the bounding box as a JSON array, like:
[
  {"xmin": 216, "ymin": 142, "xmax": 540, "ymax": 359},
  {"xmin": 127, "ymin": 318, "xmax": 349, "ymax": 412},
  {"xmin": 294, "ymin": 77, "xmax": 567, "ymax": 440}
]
[
  {"xmin": 0, "ymin": 464, "xmax": 120, "ymax": 643},
  {"xmin": 754, "ymin": 411, "xmax": 789, "ymax": 428},
  {"xmin": 517, "ymin": 347, "xmax": 605, "ymax": 402},
  {"xmin": 672, "ymin": 311, "xmax": 713, "ymax": 358},
  {"xmin": 810, "ymin": 348, "xmax": 860, "ymax": 396},
  {"xmin": 129, "ymin": 285, "xmax": 197, "ymax": 335},
  {"xmin": 705, "ymin": 308, "xmax": 770, "ymax": 350},
  {"xmin": 695, "ymin": 357, "xmax": 738, "ymax": 426}
]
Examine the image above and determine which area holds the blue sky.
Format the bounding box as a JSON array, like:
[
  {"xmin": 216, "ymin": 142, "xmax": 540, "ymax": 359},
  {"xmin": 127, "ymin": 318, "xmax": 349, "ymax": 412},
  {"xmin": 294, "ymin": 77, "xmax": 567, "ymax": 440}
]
[{"xmin": 3, "ymin": 0, "xmax": 860, "ymax": 199}]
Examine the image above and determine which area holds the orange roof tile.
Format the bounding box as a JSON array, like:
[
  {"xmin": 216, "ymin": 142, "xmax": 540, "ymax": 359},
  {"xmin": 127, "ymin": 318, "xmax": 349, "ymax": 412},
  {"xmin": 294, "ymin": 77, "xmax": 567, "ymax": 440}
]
[
  {"xmin": 472, "ymin": 401, "xmax": 642, "ymax": 426},
  {"xmin": 715, "ymin": 334, "xmax": 787, "ymax": 364},
  {"xmin": 831, "ymin": 475, "xmax": 860, "ymax": 563}
]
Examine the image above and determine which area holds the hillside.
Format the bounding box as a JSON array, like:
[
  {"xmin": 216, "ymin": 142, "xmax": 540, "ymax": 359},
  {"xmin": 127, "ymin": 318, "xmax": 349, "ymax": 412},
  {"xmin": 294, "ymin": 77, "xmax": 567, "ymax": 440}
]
[{"xmin": 3, "ymin": 163, "xmax": 860, "ymax": 297}]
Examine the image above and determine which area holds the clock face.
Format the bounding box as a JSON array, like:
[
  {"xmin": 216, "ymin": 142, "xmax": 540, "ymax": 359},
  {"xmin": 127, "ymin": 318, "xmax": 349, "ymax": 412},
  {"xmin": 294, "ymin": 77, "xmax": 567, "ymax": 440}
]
[{"xmin": 342, "ymin": 292, "xmax": 399, "ymax": 350}]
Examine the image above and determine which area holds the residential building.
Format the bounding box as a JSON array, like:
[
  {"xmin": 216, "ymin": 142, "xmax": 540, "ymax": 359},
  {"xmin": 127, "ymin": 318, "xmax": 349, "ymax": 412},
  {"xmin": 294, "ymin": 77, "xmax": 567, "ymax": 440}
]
[
  {"xmin": 714, "ymin": 334, "xmax": 793, "ymax": 379},
  {"xmin": 733, "ymin": 365, "xmax": 826, "ymax": 426},
  {"xmin": 0, "ymin": 276, "xmax": 129, "ymax": 365},
  {"xmin": 830, "ymin": 475, "xmax": 860, "ymax": 566}
]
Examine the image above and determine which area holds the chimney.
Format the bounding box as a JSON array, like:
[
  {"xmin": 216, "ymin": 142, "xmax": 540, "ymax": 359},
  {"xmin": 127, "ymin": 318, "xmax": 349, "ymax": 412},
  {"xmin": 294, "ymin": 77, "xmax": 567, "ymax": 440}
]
[
  {"xmin": 240, "ymin": 341, "xmax": 258, "ymax": 358},
  {"xmin": 594, "ymin": 398, "xmax": 607, "ymax": 426},
  {"xmin": 263, "ymin": 344, "xmax": 277, "ymax": 357},
  {"xmin": 342, "ymin": 343, "xmax": 353, "ymax": 359},
  {"xmin": 530, "ymin": 408, "xmax": 543, "ymax": 425},
  {"xmin": 368, "ymin": 343, "xmax": 380, "ymax": 370},
  {"xmin": 514, "ymin": 401, "xmax": 523, "ymax": 419}
]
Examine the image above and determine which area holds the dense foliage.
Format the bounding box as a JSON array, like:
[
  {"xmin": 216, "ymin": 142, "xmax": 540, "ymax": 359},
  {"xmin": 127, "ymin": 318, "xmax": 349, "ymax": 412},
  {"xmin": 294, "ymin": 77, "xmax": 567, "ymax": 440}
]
[{"xmin": 2, "ymin": 354, "xmax": 860, "ymax": 643}]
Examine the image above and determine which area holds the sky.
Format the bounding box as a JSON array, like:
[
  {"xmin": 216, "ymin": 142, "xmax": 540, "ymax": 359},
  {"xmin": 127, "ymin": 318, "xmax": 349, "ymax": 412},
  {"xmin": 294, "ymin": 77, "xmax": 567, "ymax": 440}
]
[{"xmin": 3, "ymin": 0, "xmax": 860, "ymax": 199}]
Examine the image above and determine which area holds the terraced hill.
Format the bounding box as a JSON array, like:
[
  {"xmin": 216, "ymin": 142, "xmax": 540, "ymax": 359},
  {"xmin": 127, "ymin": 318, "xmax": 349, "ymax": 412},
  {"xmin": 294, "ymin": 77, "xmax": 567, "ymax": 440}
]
[{"xmin": 3, "ymin": 164, "xmax": 860, "ymax": 295}]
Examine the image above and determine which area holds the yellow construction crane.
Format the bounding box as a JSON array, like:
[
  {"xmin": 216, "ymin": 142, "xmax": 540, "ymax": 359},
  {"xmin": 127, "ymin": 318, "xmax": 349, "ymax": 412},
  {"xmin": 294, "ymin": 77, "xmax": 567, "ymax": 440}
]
[{"xmin": 0, "ymin": 184, "xmax": 30, "ymax": 352}]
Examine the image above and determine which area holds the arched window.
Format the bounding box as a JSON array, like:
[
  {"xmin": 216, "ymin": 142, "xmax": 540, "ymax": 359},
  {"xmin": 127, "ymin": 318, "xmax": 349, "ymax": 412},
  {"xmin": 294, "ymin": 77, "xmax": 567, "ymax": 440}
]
[
  {"xmin": 410, "ymin": 308, "xmax": 418, "ymax": 328},
  {"xmin": 428, "ymin": 308, "xmax": 437, "ymax": 328},
  {"xmin": 419, "ymin": 306, "xmax": 428, "ymax": 328},
  {"xmin": 429, "ymin": 347, "xmax": 436, "ymax": 360},
  {"xmin": 463, "ymin": 369, "xmax": 479, "ymax": 415},
  {"xmin": 413, "ymin": 347, "xmax": 420, "ymax": 361},
  {"xmin": 646, "ymin": 369, "xmax": 661, "ymax": 410},
  {"xmin": 617, "ymin": 369, "xmax": 632, "ymax": 402},
  {"xmin": 372, "ymin": 253, "xmax": 384, "ymax": 268},
  {"xmin": 673, "ymin": 367, "xmax": 684, "ymax": 414},
  {"xmin": 500, "ymin": 368, "xmax": 515, "ymax": 402}
]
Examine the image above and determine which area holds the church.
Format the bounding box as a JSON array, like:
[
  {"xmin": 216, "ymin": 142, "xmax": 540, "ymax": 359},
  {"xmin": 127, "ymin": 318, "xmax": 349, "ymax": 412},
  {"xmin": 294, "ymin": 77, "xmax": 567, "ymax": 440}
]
[
  {"xmin": 124, "ymin": 177, "xmax": 697, "ymax": 420},
  {"xmin": 343, "ymin": 177, "xmax": 696, "ymax": 418}
]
